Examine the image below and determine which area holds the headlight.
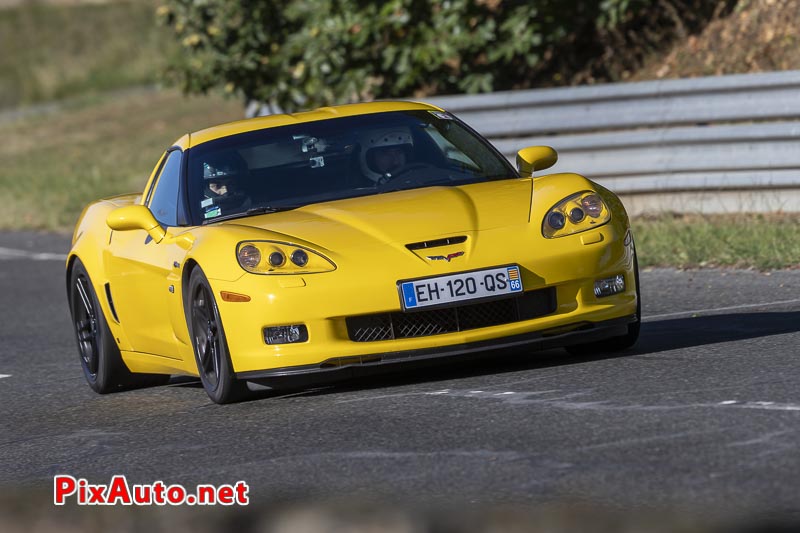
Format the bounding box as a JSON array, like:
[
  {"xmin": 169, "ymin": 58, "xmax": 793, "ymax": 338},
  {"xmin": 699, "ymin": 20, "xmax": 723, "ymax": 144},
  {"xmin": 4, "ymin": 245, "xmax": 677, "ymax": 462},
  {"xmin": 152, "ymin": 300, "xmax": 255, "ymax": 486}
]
[
  {"xmin": 542, "ymin": 191, "xmax": 610, "ymax": 238},
  {"xmin": 290, "ymin": 249, "xmax": 309, "ymax": 267},
  {"xmin": 237, "ymin": 245, "xmax": 261, "ymax": 268},
  {"xmin": 268, "ymin": 251, "xmax": 285, "ymax": 267},
  {"xmin": 236, "ymin": 241, "xmax": 336, "ymax": 274}
]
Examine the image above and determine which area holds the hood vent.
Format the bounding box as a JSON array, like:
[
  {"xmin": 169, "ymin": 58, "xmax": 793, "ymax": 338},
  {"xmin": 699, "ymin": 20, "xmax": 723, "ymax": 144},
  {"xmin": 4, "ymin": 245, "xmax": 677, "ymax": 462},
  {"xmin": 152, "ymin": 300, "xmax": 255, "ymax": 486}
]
[{"xmin": 406, "ymin": 236, "xmax": 467, "ymax": 251}]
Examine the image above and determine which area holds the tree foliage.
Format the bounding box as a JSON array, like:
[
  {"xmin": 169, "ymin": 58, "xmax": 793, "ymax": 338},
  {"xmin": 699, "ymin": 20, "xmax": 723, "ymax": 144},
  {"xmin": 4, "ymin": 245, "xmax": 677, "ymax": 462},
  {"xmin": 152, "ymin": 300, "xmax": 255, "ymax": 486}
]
[{"xmin": 156, "ymin": 0, "xmax": 720, "ymax": 113}]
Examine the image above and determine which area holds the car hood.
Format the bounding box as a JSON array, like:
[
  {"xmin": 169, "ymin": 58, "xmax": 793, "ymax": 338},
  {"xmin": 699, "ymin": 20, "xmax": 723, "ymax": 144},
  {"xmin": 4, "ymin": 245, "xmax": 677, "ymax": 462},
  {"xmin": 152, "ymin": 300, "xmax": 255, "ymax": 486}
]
[{"xmin": 221, "ymin": 179, "xmax": 533, "ymax": 249}]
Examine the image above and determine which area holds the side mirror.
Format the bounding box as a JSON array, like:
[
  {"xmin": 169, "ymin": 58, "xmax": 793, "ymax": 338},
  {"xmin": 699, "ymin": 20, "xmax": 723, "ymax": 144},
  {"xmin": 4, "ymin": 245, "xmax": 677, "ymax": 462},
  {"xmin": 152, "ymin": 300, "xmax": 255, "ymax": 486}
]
[
  {"xmin": 106, "ymin": 205, "xmax": 167, "ymax": 243},
  {"xmin": 516, "ymin": 146, "xmax": 558, "ymax": 178}
]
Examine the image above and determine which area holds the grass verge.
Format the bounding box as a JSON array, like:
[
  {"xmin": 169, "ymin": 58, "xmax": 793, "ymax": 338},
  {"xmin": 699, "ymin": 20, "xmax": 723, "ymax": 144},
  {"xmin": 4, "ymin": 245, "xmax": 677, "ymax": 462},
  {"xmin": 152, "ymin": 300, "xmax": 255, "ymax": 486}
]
[
  {"xmin": 0, "ymin": 1, "xmax": 171, "ymax": 109},
  {"xmin": 634, "ymin": 213, "xmax": 800, "ymax": 270},
  {"xmin": 0, "ymin": 88, "xmax": 242, "ymax": 231}
]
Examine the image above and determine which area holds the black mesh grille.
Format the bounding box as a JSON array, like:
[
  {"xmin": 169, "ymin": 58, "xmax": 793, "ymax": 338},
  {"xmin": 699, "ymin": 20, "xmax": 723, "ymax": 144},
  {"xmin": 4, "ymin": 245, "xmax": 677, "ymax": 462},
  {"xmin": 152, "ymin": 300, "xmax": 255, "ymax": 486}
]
[
  {"xmin": 393, "ymin": 307, "xmax": 458, "ymax": 338},
  {"xmin": 458, "ymin": 298, "xmax": 519, "ymax": 330},
  {"xmin": 346, "ymin": 287, "xmax": 556, "ymax": 342},
  {"xmin": 347, "ymin": 314, "xmax": 394, "ymax": 342}
]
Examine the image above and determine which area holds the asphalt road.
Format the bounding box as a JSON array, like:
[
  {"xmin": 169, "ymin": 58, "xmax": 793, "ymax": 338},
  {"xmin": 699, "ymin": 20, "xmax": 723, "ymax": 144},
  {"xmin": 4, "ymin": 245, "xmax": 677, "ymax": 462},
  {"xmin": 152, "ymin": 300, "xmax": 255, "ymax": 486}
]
[{"xmin": 2, "ymin": 231, "xmax": 800, "ymax": 523}]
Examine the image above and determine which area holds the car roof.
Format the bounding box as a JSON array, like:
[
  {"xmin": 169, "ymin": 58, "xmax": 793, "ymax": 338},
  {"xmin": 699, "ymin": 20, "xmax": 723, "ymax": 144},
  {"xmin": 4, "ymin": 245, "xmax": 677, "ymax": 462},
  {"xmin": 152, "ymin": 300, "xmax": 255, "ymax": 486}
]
[{"xmin": 185, "ymin": 100, "xmax": 444, "ymax": 149}]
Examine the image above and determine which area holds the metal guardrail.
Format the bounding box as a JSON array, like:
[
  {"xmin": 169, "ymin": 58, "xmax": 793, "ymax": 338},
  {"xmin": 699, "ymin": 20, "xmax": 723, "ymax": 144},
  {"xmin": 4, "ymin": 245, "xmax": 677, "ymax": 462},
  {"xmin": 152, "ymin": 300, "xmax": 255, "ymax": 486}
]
[{"xmin": 427, "ymin": 70, "xmax": 800, "ymax": 214}]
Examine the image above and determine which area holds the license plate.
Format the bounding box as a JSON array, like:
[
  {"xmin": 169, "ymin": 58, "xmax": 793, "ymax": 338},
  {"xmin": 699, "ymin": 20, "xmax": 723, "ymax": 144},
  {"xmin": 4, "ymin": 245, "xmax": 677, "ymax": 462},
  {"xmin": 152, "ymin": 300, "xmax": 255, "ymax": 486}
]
[{"xmin": 399, "ymin": 265, "xmax": 523, "ymax": 311}]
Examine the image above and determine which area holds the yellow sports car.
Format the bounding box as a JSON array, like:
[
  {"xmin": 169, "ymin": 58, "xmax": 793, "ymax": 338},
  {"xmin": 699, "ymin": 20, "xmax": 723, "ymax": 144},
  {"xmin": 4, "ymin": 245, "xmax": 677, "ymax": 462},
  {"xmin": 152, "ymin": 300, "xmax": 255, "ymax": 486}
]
[{"xmin": 66, "ymin": 101, "xmax": 639, "ymax": 403}]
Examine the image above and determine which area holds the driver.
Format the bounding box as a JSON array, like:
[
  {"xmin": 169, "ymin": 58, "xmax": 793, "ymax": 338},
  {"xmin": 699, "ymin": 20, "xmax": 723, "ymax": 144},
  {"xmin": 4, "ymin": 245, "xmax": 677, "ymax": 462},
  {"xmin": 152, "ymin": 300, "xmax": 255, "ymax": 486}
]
[
  {"xmin": 360, "ymin": 128, "xmax": 414, "ymax": 184},
  {"xmin": 201, "ymin": 151, "xmax": 251, "ymax": 214}
]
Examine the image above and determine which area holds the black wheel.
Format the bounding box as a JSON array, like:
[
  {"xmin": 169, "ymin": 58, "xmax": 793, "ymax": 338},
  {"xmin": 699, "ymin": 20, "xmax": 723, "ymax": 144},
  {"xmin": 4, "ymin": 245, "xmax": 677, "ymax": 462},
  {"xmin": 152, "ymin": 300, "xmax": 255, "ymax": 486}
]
[
  {"xmin": 187, "ymin": 267, "xmax": 247, "ymax": 404},
  {"xmin": 68, "ymin": 259, "xmax": 169, "ymax": 393},
  {"xmin": 566, "ymin": 250, "xmax": 641, "ymax": 355}
]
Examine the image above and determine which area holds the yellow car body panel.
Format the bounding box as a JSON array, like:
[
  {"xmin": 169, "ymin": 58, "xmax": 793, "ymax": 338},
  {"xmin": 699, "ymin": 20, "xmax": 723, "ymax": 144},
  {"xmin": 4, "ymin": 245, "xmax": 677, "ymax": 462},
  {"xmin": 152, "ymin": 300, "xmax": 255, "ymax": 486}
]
[{"xmin": 66, "ymin": 100, "xmax": 638, "ymax": 389}]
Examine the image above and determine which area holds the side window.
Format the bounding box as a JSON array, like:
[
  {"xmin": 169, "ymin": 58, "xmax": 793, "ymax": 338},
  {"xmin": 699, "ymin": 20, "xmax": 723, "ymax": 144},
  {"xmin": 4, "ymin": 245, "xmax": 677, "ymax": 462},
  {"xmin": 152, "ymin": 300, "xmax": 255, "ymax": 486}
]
[
  {"xmin": 148, "ymin": 150, "xmax": 182, "ymax": 227},
  {"xmin": 144, "ymin": 151, "xmax": 168, "ymax": 206}
]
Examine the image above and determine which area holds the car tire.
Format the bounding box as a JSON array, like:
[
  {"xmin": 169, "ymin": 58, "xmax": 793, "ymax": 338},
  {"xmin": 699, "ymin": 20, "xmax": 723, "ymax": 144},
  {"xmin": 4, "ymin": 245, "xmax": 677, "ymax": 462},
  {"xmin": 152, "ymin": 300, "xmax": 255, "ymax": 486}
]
[
  {"xmin": 187, "ymin": 267, "xmax": 247, "ymax": 404},
  {"xmin": 68, "ymin": 258, "xmax": 169, "ymax": 393},
  {"xmin": 566, "ymin": 250, "xmax": 641, "ymax": 355}
]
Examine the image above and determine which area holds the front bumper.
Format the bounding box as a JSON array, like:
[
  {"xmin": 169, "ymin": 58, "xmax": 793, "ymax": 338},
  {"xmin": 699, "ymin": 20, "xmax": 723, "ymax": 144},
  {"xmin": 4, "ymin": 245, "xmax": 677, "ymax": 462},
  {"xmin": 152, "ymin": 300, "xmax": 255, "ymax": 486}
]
[{"xmin": 236, "ymin": 314, "xmax": 635, "ymax": 385}]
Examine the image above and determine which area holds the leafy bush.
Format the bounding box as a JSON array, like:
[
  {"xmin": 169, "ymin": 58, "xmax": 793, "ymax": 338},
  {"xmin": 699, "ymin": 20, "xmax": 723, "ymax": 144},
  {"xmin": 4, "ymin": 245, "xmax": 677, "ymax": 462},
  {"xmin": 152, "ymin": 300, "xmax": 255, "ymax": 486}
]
[{"xmin": 158, "ymin": 0, "xmax": 732, "ymax": 112}]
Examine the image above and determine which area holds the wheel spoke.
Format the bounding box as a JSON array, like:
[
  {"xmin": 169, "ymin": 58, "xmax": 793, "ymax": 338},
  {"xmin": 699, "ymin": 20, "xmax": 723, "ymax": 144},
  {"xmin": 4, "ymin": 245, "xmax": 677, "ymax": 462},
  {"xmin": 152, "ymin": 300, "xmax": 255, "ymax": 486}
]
[
  {"xmin": 205, "ymin": 317, "xmax": 220, "ymax": 387},
  {"xmin": 193, "ymin": 304, "xmax": 210, "ymax": 326},
  {"xmin": 192, "ymin": 312, "xmax": 208, "ymax": 341},
  {"xmin": 83, "ymin": 345, "xmax": 98, "ymax": 374},
  {"xmin": 194, "ymin": 329, "xmax": 208, "ymax": 356},
  {"xmin": 192, "ymin": 283, "xmax": 220, "ymax": 388},
  {"xmin": 75, "ymin": 277, "xmax": 94, "ymax": 318},
  {"xmin": 210, "ymin": 335, "xmax": 220, "ymax": 384},
  {"xmin": 203, "ymin": 350, "xmax": 213, "ymax": 375},
  {"xmin": 72, "ymin": 274, "xmax": 99, "ymax": 377},
  {"xmin": 77, "ymin": 320, "xmax": 90, "ymax": 340}
]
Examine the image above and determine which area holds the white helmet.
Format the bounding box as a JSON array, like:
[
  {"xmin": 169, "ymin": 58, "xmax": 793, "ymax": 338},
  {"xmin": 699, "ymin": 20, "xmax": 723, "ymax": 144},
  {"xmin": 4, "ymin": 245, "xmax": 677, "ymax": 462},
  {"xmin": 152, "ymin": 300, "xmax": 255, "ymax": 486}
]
[{"xmin": 360, "ymin": 128, "xmax": 414, "ymax": 183}]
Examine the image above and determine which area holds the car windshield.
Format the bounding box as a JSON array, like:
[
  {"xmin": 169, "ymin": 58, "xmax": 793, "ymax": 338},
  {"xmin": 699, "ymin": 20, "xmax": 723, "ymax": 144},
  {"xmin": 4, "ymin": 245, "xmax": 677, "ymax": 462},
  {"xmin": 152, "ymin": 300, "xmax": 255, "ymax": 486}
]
[{"xmin": 186, "ymin": 110, "xmax": 516, "ymax": 225}]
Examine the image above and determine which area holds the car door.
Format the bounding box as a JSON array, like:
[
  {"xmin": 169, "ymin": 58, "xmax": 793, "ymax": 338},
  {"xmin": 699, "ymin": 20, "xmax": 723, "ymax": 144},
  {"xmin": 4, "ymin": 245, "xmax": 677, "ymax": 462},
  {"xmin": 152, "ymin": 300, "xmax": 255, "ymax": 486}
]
[{"xmin": 106, "ymin": 148, "xmax": 189, "ymax": 359}]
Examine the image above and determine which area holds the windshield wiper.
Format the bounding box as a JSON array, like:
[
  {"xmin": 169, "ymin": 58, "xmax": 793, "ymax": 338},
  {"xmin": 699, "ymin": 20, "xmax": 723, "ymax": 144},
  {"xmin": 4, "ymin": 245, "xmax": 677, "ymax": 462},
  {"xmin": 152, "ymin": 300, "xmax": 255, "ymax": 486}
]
[
  {"xmin": 203, "ymin": 205, "xmax": 299, "ymax": 224},
  {"xmin": 245, "ymin": 205, "xmax": 298, "ymax": 215}
]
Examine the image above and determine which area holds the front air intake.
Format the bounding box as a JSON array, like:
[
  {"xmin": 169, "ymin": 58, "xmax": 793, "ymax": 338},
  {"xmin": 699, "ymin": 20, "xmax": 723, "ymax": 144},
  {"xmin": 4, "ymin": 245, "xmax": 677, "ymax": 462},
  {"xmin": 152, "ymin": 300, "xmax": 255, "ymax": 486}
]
[
  {"xmin": 346, "ymin": 288, "xmax": 557, "ymax": 342},
  {"xmin": 405, "ymin": 236, "xmax": 467, "ymax": 251}
]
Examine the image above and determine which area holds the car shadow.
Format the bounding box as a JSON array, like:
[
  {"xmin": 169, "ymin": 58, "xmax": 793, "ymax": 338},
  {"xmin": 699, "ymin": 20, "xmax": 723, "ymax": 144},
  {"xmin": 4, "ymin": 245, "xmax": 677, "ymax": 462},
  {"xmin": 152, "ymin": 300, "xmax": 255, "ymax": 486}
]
[
  {"xmin": 633, "ymin": 311, "xmax": 800, "ymax": 356},
  {"xmin": 168, "ymin": 311, "xmax": 800, "ymax": 403}
]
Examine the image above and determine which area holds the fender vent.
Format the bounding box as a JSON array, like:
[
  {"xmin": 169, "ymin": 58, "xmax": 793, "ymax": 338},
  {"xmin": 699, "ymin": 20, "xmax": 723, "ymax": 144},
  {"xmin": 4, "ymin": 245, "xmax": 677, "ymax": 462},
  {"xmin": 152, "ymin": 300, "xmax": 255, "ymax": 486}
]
[
  {"xmin": 406, "ymin": 236, "xmax": 467, "ymax": 251},
  {"xmin": 104, "ymin": 283, "xmax": 119, "ymax": 323}
]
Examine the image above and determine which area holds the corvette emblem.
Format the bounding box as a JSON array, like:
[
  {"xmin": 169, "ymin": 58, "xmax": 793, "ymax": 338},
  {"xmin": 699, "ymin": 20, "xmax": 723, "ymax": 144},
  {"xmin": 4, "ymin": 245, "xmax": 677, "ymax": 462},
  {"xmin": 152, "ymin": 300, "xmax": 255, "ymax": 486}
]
[{"xmin": 427, "ymin": 251, "xmax": 465, "ymax": 262}]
